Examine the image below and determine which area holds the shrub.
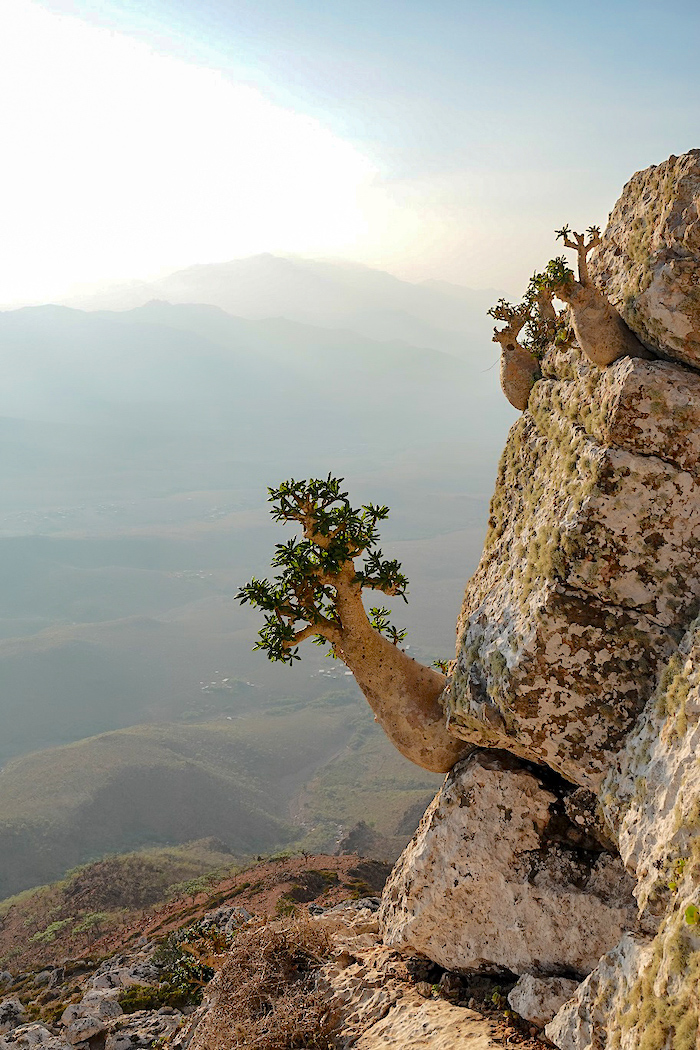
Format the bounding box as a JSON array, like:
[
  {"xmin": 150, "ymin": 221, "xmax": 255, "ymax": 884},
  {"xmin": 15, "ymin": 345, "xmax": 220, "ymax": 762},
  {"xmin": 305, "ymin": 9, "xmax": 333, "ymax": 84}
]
[{"xmin": 192, "ymin": 916, "xmax": 338, "ymax": 1049}]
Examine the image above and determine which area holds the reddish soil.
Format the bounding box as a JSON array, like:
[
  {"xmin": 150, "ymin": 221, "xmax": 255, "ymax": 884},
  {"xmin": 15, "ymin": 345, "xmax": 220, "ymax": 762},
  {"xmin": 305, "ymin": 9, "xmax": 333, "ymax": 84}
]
[{"xmin": 94, "ymin": 854, "xmax": 388, "ymax": 958}]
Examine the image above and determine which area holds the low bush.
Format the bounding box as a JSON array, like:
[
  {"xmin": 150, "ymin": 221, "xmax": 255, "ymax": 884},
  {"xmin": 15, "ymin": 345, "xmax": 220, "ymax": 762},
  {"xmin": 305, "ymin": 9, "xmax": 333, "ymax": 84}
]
[{"xmin": 192, "ymin": 916, "xmax": 338, "ymax": 1049}]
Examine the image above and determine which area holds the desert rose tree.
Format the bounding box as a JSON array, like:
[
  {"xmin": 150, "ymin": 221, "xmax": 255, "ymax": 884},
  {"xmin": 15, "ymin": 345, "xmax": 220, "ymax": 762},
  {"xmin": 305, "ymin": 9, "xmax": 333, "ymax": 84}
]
[
  {"xmin": 544, "ymin": 226, "xmax": 653, "ymax": 366},
  {"xmin": 237, "ymin": 476, "xmax": 468, "ymax": 773}
]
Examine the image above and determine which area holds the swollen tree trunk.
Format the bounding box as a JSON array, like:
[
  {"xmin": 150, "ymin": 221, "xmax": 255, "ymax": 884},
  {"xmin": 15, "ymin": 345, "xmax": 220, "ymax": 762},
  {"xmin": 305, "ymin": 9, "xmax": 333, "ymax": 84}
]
[
  {"xmin": 332, "ymin": 578, "xmax": 470, "ymax": 773},
  {"xmin": 559, "ymin": 281, "xmax": 654, "ymax": 367},
  {"xmin": 556, "ymin": 231, "xmax": 655, "ymax": 367},
  {"xmin": 499, "ymin": 341, "xmax": 541, "ymax": 411}
]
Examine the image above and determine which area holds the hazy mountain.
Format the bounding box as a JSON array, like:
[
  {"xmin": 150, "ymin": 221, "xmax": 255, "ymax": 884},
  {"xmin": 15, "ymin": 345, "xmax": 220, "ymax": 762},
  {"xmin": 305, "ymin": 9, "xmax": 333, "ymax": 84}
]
[
  {"xmin": 0, "ymin": 300, "xmax": 513, "ymax": 511},
  {"xmin": 64, "ymin": 255, "xmax": 499, "ymax": 356},
  {"xmin": 0, "ymin": 700, "xmax": 440, "ymax": 897},
  {"xmin": 0, "ymin": 291, "xmax": 512, "ymax": 895}
]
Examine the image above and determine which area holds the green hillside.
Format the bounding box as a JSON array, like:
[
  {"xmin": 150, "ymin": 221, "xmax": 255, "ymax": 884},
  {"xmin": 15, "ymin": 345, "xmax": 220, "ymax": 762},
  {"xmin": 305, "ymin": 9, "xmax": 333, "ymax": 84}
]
[{"xmin": 0, "ymin": 696, "xmax": 440, "ymax": 898}]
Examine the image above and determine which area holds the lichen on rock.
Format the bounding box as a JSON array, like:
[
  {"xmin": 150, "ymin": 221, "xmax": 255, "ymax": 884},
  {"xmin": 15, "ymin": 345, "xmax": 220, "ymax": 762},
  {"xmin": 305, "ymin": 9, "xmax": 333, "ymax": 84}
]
[
  {"xmin": 444, "ymin": 338, "xmax": 700, "ymax": 786},
  {"xmin": 379, "ymin": 751, "xmax": 638, "ymax": 976},
  {"xmin": 390, "ymin": 149, "xmax": 700, "ymax": 1048},
  {"xmin": 590, "ymin": 149, "xmax": 700, "ymax": 369},
  {"xmin": 548, "ymin": 618, "xmax": 700, "ymax": 1048}
]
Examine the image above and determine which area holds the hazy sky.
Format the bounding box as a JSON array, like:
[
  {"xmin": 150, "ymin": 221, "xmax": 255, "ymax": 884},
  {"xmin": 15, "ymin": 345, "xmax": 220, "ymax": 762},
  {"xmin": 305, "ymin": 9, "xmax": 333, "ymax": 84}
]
[{"xmin": 2, "ymin": 0, "xmax": 699, "ymax": 305}]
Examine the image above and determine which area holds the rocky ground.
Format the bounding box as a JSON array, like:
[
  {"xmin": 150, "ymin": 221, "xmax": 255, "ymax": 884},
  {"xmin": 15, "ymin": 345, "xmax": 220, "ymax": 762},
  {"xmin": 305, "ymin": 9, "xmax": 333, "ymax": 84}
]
[{"xmin": 0, "ymin": 854, "xmax": 551, "ymax": 1050}]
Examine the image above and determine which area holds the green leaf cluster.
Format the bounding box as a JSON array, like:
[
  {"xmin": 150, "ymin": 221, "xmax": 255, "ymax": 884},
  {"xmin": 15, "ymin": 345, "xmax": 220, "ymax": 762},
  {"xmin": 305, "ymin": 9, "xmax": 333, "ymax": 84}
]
[
  {"xmin": 685, "ymin": 903, "xmax": 700, "ymax": 926},
  {"xmin": 237, "ymin": 476, "xmax": 408, "ymax": 664},
  {"xmin": 538, "ymin": 256, "xmax": 575, "ymax": 295},
  {"xmin": 368, "ymin": 606, "xmax": 407, "ymax": 646},
  {"xmin": 488, "ymin": 267, "xmax": 571, "ymax": 359},
  {"xmin": 31, "ymin": 917, "xmax": 74, "ymax": 943},
  {"xmin": 145, "ymin": 921, "xmax": 227, "ymax": 1008}
]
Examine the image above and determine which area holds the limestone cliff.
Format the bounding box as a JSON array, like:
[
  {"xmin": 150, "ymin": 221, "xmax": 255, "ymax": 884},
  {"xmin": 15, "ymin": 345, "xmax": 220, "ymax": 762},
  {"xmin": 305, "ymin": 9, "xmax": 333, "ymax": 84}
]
[
  {"xmin": 590, "ymin": 150, "xmax": 700, "ymax": 368},
  {"xmin": 379, "ymin": 149, "xmax": 700, "ymax": 1050},
  {"xmin": 545, "ymin": 617, "xmax": 700, "ymax": 1049},
  {"xmin": 444, "ymin": 342, "xmax": 700, "ymax": 788}
]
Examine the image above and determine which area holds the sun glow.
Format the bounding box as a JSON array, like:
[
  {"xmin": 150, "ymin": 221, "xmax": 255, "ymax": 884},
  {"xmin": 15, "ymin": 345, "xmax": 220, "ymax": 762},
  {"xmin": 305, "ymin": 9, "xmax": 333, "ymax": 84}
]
[{"xmin": 0, "ymin": 0, "xmax": 379, "ymax": 304}]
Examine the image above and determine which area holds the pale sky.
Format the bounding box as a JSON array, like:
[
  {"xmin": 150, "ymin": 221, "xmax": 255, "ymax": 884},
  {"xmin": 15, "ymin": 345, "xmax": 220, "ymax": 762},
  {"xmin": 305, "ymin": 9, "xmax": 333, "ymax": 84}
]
[{"xmin": 2, "ymin": 0, "xmax": 699, "ymax": 306}]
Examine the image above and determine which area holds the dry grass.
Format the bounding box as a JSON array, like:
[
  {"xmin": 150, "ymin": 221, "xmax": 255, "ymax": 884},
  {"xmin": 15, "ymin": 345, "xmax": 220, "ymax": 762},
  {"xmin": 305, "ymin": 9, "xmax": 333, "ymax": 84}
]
[{"xmin": 191, "ymin": 916, "xmax": 339, "ymax": 1050}]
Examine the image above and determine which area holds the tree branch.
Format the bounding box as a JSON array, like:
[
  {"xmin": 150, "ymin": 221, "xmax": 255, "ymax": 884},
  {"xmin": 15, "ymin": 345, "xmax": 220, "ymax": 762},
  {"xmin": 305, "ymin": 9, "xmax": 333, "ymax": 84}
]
[{"xmin": 283, "ymin": 621, "xmax": 340, "ymax": 647}]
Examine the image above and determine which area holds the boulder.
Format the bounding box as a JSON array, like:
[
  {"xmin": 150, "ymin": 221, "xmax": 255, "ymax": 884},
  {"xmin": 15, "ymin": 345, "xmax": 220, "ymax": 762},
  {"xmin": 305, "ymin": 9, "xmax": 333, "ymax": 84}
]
[
  {"xmin": 0, "ymin": 1026, "xmax": 70, "ymax": 1050},
  {"xmin": 88, "ymin": 963, "xmax": 158, "ymax": 991},
  {"xmin": 544, "ymin": 934, "xmax": 651, "ymax": 1050},
  {"xmin": 353, "ymin": 998, "xmax": 500, "ymax": 1049},
  {"xmin": 64, "ymin": 1017, "xmax": 107, "ymax": 1046},
  {"xmin": 103, "ymin": 1011, "xmax": 182, "ymax": 1050},
  {"xmin": 379, "ymin": 752, "xmax": 638, "ymax": 976},
  {"xmin": 507, "ymin": 975, "xmax": 579, "ymax": 1030},
  {"xmin": 444, "ymin": 344, "xmax": 700, "ymax": 787},
  {"xmin": 0, "ymin": 1002, "xmax": 26, "ymax": 1037},
  {"xmin": 61, "ymin": 994, "xmax": 122, "ymax": 1027},
  {"xmin": 590, "ymin": 149, "xmax": 700, "ymax": 369},
  {"xmin": 316, "ymin": 909, "xmax": 503, "ymax": 1050}
]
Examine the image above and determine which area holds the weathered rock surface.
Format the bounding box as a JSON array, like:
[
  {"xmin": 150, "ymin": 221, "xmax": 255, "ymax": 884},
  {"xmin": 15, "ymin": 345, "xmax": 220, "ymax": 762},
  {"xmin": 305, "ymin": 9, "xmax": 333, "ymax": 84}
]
[
  {"xmin": 507, "ymin": 975, "xmax": 579, "ymax": 1031},
  {"xmin": 590, "ymin": 149, "xmax": 700, "ymax": 369},
  {"xmin": 103, "ymin": 1011, "xmax": 182, "ymax": 1050},
  {"xmin": 316, "ymin": 907, "xmax": 504, "ymax": 1050},
  {"xmin": 64, "ymin": 1016, "xmax": 109, "ymax": 1046},
  {"xmin": 444, "ymin": 343, "xmax": 700, "ymax": 787},
  {"xmin": 548, "ymin": 618, "xmax": 700, "ymax": 1049},
  {"xmin": 0, "ymin": 942, "xmax": 183, "ymax": 1050},
  {"xmin": 354, "ymin": 998, "xmax": 499, "ymax": 1049},
  {"xmin": 0, "ymin": 1027, "xmax": 70, "ymax": 1050},
  {"xmin": 379, "ymin": 752, "xmax": 637, "ymax": 975},
  {"xmin": 602, "ymin": 615, "xmax": 700, "ymax": 914},
  {"xmin": 544, "ymin": 934, "xmax": 651, "ymax": 1050},
  {"xmin": 61, "ymin": 995, "xmax": 122, "ymax": 1027},
  {"xmin": 0, "ymin": 1002, "xmax": 26, "ymax": 1037},
  {"xmin": 88, "ymin": 962, "xmax": 159, "ymax": 991}
]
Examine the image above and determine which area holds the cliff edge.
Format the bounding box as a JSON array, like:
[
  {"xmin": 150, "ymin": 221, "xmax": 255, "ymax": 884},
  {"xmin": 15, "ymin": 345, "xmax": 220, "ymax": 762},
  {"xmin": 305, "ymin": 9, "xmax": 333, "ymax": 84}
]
[{"xmin": 382, "ymin": 149, "xmax": 700, "ymax": 1049}]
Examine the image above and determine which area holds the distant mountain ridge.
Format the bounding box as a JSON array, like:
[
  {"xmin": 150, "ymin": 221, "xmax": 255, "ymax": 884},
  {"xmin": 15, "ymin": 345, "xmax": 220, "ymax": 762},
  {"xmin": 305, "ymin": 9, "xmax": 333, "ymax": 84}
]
[
  {"xmin": 0, "ymin": 276, "xmax": 511, "ymax": 900},
  {"xmin": 63, "ymin": 254, "xmax": 499, "ymax": 357}
]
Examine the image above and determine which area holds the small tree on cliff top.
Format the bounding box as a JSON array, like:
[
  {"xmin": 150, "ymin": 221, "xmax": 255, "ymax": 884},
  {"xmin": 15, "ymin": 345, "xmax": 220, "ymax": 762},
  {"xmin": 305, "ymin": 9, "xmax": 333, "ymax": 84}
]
[{"xmin": 237, "ymin": 476, "xmax": 469, "ymax": 774}]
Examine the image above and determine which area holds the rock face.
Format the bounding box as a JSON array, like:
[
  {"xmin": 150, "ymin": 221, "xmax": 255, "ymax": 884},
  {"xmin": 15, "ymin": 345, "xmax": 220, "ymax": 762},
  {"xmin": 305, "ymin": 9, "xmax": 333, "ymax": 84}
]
[
  {"xmin": 0, "ymin": 1027, "xmax": 70, "ymax": 1050},
  {"xmin": 423, "ymin": 151, "xmax": 700, "ymax": 1047},
  {"xmin": 546, "ymin": 617, "xmax": 700, "ymax": 1049},
  {"xmin": 103, "ymin": 1011, "xmax": 181, "ymax": 1050},
  {"xmin": 316, "ymin": 907, "xmax": 504, "ymax": 1050},
  {"xmin": 443, "ymin": 344, "xmax": 700, "ymax": 788},
  {"xmin": 379, "ymin": 752, "xmax": 637, "ymax": 975},
  {"xmin": 591, "ymin": 150, "xmax": 700, "ymax": 369},
  {"xmin": 544, "ymin": 934, "xmax": 650, "ymax": 1050},
  {"xmin": 507, "ymin": 975, "xmax": 579, "ymax": 1031},
  {"xmin": 0, "ymin": 1002, "xmax": 26, "ymax": 1037}
]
